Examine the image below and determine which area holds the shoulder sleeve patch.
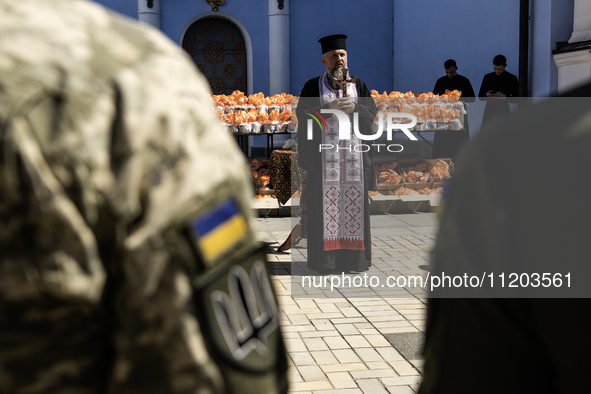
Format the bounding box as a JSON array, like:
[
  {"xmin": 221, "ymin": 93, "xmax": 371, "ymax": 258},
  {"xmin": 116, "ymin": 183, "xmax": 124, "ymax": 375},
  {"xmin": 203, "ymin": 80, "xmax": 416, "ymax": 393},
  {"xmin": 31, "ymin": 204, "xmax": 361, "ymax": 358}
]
[{"xmin": 191, "ymin": 199, "xmax": 249, "ymax": 263}]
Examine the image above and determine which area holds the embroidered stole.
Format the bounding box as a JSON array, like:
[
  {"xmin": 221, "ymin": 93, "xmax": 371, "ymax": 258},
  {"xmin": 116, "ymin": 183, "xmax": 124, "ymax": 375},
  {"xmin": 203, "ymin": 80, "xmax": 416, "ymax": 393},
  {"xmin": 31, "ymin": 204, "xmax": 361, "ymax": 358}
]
[{"xmin": 319, "ymin": 72, "xmax": 365, "ymax": 251}]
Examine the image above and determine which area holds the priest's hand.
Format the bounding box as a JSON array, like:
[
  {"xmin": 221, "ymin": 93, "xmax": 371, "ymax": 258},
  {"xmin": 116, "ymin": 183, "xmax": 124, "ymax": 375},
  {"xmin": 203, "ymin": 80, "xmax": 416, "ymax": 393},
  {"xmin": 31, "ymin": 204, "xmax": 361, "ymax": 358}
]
[{"xmin": 329, "ymin": 98, "xmax": 355, "ymax": 113}]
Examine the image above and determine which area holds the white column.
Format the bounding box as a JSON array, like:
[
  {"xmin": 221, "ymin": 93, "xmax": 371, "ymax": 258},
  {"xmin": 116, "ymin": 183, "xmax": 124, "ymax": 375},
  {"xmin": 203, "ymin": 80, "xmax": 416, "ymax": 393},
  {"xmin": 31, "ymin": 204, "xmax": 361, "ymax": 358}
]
[
  {"xmin": 268, "ymin": 0, "xmax": 290, "ymax": 95},
  {"xmin": 569, "ymin": 0, "xmax": 591, "ymax": 43},
  {"xmin": 554, "ymin": 0, "xmax": 591, "ymax": 93},
  {"xmin": 138, "ymin": 0, "xmax": 161, "ymax": 30},
  {"xmin": 554, "ymin": 51, "xmax": 591, "ymax": 94}
]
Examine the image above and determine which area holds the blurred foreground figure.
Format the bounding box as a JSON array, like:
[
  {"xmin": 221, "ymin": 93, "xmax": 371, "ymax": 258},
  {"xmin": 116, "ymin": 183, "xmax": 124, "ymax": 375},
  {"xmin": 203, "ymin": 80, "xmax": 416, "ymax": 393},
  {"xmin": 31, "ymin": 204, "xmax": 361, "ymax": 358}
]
[
  {"xmin": 0, "ymin": 0, "xmax": 287, "ymax": 393},
  {"xmin": 419, "ymin": 83, "xmax": 591, "ymax": 393}
]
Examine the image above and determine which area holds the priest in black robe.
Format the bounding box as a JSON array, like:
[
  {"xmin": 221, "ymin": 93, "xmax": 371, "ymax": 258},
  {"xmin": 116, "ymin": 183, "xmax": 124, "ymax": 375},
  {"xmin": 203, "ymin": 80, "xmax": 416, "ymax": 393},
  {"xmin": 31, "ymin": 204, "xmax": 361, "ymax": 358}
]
[
  {"xmin": 478, "ymin": 54, "xmax": 519, "ymax": 126},
  {"xmin": 296, "ymin": 34, "xmax": 378, "ymax": 273},
  {"xmin": 431, "ymin": 59, "xmax": 475, "ymax": 160}
]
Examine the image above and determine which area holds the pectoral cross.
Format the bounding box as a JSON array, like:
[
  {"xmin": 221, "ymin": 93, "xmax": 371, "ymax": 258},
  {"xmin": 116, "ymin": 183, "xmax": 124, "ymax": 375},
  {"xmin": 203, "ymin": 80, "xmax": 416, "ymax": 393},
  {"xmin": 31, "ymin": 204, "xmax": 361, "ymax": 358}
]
[{"xmin": 332, "ymin": 68, "xmax": 355, "ymax": 97}]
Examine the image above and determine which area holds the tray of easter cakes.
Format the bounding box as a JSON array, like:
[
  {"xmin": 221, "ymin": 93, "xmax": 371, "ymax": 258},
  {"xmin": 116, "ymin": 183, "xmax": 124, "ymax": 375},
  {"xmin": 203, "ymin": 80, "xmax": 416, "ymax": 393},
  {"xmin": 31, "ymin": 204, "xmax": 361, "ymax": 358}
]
[
  {"xmin": 370, "ymin": 159, "xmax": 452, "ymax": 210},
  {"xmin": 213, "ymin": 91, "xmax": 297, "ymax": 135},
  {"xmin": 371, "ymin": 90, "xmax": 466, "ymax": 131}
]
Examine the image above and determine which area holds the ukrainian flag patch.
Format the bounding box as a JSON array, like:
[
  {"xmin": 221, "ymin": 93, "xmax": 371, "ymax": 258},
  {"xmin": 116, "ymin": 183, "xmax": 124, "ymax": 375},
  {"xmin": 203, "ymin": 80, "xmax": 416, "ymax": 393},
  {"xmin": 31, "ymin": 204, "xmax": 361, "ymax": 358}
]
[{"xmin": 192, "ymin": 199, "xmax": 248, "ymax": 262}]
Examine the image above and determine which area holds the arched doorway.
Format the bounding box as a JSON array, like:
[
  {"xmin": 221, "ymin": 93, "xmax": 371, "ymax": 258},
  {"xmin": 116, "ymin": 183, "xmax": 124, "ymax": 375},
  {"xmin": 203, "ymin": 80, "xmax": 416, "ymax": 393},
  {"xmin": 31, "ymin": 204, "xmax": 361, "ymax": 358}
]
[{"xmin": 182, "ymin": 17, "xmax": 247, "ymax": 95}]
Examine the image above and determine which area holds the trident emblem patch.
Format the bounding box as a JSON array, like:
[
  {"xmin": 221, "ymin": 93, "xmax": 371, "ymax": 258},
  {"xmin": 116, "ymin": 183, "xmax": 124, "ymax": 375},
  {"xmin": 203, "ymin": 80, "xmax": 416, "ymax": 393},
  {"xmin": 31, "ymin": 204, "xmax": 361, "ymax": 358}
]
[{"xmin": 211, "ymin": 259, "xmax": 279, "ymax": 361}]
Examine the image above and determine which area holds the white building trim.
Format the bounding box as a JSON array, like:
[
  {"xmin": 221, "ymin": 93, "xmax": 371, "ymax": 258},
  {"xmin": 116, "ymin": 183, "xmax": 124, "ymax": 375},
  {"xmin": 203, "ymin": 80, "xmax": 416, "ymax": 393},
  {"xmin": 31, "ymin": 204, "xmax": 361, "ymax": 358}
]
[
  {"xmin": 138, "ymin": 0, "xmax": 161, "ymax": 29},
  {"xmin": 554, "ymin": 49, "xmax": 591, "ymax": 94},
  {"xmin": 268, "ymin": 0, "xmax": 290, "ymax": 95},
  {"xmin": 570, "ymin": 0, "xmax": 591, "ymax": 43}
]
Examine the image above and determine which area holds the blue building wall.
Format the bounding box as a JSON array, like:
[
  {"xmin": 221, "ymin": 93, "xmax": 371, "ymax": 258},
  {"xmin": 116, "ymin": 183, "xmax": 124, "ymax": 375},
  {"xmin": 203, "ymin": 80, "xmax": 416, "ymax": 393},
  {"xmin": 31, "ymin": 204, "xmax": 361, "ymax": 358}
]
[
  {"xmin": 91, "ymin": 0, "xmax": 573, "ymax": 103},
  {"xmin": 289, "ymin": 0, "xmax": 394, "ymax": 96},
  {"xmin": 393, "ymin": 0, "xmax": 520, "ymax": 95},
  {"xmin": 99, "ymin": 0, "xmax": 136, "ymax": 19}
]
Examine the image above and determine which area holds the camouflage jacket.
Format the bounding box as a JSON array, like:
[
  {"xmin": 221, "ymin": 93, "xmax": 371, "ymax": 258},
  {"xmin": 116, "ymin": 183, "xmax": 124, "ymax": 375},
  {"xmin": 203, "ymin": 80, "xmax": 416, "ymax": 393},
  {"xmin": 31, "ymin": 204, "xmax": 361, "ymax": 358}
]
[{"xmin": 0, "ymin": 0, "xmax": 287, "ymax": 393}]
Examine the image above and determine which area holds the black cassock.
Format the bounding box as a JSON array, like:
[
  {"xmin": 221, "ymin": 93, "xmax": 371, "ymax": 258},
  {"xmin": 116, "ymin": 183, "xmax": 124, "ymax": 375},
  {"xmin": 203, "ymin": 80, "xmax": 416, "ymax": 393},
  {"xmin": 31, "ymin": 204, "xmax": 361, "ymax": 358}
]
[
  {"xmin": 431, "ymin": 74, "xmax": 475, "ymax": 160},
  {"xmin": 296, "ymin": 76, "xmax": 378, "ymax": 273},
  {"xmin": 478, "ymin": 71, "xmax": 519, "ymax": 126}
]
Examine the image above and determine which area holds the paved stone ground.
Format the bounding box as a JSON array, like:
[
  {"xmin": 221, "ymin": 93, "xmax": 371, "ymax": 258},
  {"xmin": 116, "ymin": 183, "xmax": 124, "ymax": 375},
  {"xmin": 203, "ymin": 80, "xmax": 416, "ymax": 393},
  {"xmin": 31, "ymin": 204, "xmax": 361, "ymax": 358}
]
[{"xmin": 253, "ymin": 212, "xmax": 439, "ymax": 394}]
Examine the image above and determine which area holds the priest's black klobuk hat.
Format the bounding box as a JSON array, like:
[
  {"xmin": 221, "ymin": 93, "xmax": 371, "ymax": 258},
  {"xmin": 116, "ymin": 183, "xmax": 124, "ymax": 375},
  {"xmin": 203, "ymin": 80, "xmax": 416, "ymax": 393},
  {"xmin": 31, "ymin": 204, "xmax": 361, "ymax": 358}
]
[{"xmin": 319, "ymin": 34, "xmax": 347, "ymax": 54}]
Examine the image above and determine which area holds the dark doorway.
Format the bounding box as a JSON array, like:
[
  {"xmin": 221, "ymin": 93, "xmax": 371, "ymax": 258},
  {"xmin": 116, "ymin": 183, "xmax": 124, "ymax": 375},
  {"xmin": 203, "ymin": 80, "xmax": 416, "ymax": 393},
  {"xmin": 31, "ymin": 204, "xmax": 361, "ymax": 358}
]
[{"xmin": 182, "ymin": 17, "xmax": 247, "ymax": 95}]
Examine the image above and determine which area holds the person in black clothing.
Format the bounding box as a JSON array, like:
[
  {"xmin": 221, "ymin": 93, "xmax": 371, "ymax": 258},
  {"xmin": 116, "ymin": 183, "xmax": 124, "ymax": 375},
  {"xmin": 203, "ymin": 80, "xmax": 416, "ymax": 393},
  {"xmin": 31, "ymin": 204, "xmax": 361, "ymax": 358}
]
[
  {"xmin": 418, "ymin": 83, "xmax": 591, "ymax": 394},
  {"xmin": 478, "ymin": 54, "xmax": 519, "ymax": 126},
  {"xmin": 433, "ymin": 59, "xmax": 476, "ymax": 98},
  {"xmin": 431, "ymin": 59, "xmax": 475, "ymax": 160},
  {"xmin": 296, "ymin": 34, "xmax": 377, "ymax": 273}
]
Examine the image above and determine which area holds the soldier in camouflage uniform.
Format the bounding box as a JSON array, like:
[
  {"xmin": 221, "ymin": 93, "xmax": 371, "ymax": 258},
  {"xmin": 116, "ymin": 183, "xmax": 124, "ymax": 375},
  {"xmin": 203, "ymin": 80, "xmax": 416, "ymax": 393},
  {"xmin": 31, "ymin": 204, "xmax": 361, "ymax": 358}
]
[{"xmin": 0, "ymin": 0, "xmax": 288, "ymax": 393}]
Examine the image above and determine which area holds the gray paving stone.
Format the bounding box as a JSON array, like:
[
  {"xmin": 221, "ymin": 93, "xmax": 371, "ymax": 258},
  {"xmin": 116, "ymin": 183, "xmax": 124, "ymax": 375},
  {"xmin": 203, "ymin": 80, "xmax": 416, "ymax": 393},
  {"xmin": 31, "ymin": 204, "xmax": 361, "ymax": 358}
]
[
  {"xmin": 383, "ymin": 332, "xmax": 425, "ymax": 361},
  {"xmin": 259, "ymin": 212, "xmax": 437, "ymax": 394}
]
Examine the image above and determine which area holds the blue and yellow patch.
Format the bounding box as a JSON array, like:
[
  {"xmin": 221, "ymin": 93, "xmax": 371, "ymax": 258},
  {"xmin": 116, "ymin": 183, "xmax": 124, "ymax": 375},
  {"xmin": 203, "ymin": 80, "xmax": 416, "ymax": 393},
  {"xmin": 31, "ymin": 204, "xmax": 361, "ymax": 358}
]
[{"xmin": 192, "ymin": 199, "xmax": 248, "ymax": 262}]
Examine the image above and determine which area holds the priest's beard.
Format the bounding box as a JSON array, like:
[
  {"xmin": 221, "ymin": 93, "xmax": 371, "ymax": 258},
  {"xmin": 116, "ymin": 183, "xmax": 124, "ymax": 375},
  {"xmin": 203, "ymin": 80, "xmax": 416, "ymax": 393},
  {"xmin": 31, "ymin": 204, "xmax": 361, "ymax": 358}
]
[{"xmin": 327, "ymin": 67, "xmax": 350, "ymax": 90}]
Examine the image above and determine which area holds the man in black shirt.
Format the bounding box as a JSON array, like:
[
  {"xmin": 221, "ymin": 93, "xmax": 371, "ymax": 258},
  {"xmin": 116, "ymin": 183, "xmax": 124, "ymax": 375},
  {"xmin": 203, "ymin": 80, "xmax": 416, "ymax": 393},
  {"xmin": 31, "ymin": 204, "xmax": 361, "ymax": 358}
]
[
  {"xmin": 431, "ymin": 59, "xmax": 475, "ymax": 160},
  {"xmin": 478, "ymin": 54, "xmax": 519, "ymax": 126},
  {"xmin": 433, "ymin": 59, "xmax": 476, "ymax": 99}
]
